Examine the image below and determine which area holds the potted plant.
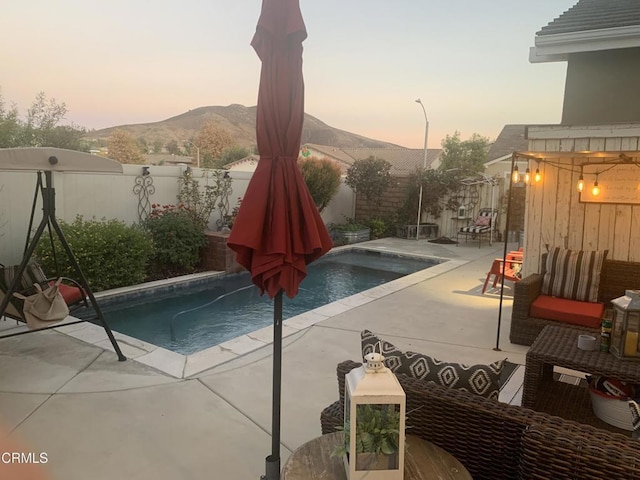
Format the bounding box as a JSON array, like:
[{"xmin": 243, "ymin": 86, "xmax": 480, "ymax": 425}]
[
  {"xmin": 332, "ymin": 404, "xmax": 401, "ymax": 470},
  {"xmin": 331, "ymin": 218, "xmax": 371, "ymax": 245}
]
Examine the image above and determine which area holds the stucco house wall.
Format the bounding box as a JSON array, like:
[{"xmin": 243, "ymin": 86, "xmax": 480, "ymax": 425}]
[{"xmin": 562, "ymin": 48, "xmax": 640, "ymax": 125}]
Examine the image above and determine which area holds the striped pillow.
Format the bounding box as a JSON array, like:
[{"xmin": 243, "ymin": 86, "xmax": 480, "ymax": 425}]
[{"xmin": 541, "ymin": 248, "xmax": 607, "ymax": 302}]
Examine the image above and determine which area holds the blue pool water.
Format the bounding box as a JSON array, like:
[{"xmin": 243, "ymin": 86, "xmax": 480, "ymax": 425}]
[{"xmin": 96, "ymin": 250, "xmax": 440, "ymax": 355}]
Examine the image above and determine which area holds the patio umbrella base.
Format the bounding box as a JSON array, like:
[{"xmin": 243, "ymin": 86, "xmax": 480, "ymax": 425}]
[{"xmin": 262, "ymin": 455, "xmax": 280, "ymax": 480}]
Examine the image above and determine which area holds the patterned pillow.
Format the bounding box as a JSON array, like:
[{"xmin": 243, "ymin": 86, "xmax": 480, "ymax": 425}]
[
  {"xmin": 361, "ymin": 330, "xmax": 505, "ymax": 400},
  {"xmin": 541, "ymin": 248, "xmax": 607, "ymax": 302},
  {"xmin": 474, "ymin": 215, "xmax": 491, "ymax": 227}
]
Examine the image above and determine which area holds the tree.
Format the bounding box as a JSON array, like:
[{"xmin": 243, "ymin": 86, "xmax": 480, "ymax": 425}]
[
  {"xmin": 439, "ymin": 132, "xmax": 490, "ymax": 175},
  {"xmin": 0, "ymin": 90, "xmax": 21, "ymax": 147},
  {"xmin": 345, "ymin": 156, "xmax": 392, "ymax": 217},
  {"xmin": 403, "ymin": 167, "xmax": 458, "ymax": 222},
  {"xmin": 137, "ymin": 137, "xmax": 149, "ymax": 154},
  {"xmin": 23, "ymin": 92, "xmax": 67, "ymax": 146},
  {"xmin": 152, "ymin": 139, "xmax": 163, "ymax": 154},
  {"xmin": 166, "ymin": 139, "xmax": 180, "ymax": 155},
  {"xmin": 298, "ymin": 156, "xmax": 342, "ymax": 212},
  {"xmin": 192, "ymin": 120, "xmax": 235, "ymax": 168},
  {"xmin": 0, "ymin": 89, "xmax": 86, "ymax": 149},
  {"xmin": 107, "ymin": 129, "xmax": 145, "ymax": 164},
  {"xmin": 218, "ymin": 145, "xmax": 251, "ymax": 167}
]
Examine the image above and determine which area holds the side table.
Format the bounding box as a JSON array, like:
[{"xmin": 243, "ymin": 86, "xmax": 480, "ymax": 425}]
[
  {"xmin": 523, "ymin": 324, "xmax": 640, "ymax": 434},
  {"xmin": 281, "ymin": 432, "xmax": 471, "ymax": 480}
]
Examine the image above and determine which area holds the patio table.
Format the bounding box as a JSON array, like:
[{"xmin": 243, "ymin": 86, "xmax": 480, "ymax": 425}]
[
  {"xmin": 281, "ymin": 432, "xmax": 471, "ymax": 479},
  {"xmin": 523, "ymin": 325, "xmax": 640, "ymax": 434}
]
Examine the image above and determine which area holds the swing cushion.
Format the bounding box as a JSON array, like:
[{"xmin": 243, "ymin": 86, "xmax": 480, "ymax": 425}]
[{"xmin": 52, "ymin": 281, "xmax": 86, "ymax": 305}]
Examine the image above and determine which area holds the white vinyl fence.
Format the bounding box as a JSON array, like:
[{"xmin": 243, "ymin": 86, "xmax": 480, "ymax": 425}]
[{"xmin": 0, "ymin": 165, "xmax": 354, "ymax": 265}]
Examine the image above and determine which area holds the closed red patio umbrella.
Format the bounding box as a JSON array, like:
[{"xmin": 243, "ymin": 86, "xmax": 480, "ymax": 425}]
[{"xmin": 227, "ymin": 0, "xmax": 332, "ymax": 478}]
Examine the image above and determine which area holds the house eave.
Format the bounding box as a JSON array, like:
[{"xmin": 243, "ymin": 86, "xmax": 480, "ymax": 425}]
[{"xmin": 530, "ymin": 25, "xmax": 640, "ymax": 63}]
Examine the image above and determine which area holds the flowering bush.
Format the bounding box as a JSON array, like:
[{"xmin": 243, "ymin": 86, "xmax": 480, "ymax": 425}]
[
  {"xmin": 223, "ymin": 197, "xmax": 242, "ymax": 229},
  {"xmin": 35, "ymin": 215, "xmax": 154, "ymax": 291},
  {"xmin": 144, "ymin": 204, "xmax": 207, "ymax": 275}
]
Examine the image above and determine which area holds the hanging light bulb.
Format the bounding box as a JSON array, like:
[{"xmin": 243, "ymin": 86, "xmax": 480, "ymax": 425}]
[
  {"xmin": 534, "ymin": 167, "xmax": 542, "ymax": 183},
  {"xmin": 524, "ymin": 167, "xmax": 531, "ymax": 184},
  {"xmin": 577, "ymin": 173, "xmax": 585, "ymax": 192},
  {"xmin": 592, "ymin": 179, "xmax": 600, "ymax": 196},
  {"xmin": 512, "ymin": 165, "xmax": 520, "ymax": 183}
]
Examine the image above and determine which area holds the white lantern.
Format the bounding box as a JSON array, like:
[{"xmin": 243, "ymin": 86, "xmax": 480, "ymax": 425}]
[
  {"xmin": 610, "ymin": 290, "xmax": 640, "ymax": 360},
  {"xmin": 342, "ymin": 352, "xmax": 406, "ymax": 480}
]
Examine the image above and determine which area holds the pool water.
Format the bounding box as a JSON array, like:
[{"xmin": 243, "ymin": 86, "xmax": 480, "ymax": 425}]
[{"xmin": 96, "ymin": 250, "xmax": 440, "ymax": 355}]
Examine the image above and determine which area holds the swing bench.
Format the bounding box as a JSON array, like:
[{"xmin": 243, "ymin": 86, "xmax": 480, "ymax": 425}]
[
  {"xmin": 0, "ymin": 261, "xmax": 89, "ymax": 321},
  {"xmin": 0, "ymin": 147, "xmax": 126, "ymax": 361}
]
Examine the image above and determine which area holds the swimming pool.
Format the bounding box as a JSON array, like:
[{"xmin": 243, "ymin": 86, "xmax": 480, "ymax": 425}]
[{"xmin": 93, "ymin": 249, "xmax": 442, "ymax": 355}]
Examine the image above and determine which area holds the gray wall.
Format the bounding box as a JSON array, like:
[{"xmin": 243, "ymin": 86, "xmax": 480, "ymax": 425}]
[{"xmin": 562, "ymin": 48, "xmax": 640, "ymax": 125}]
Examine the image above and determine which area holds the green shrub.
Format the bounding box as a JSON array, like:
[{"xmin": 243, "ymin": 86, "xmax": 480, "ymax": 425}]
[
  {"xmin": 36, "ymin": 215, "xmax": 154, "ymax": 292},
  {"xmin": 144, "ymin": 204, "xmax": 207, "ymax": 275},
  {"xmin": 332, "ymin": 217, "xmax": 368, "ymax": 232},
  {"xmin": 368, "ymin": 218, "xmax": 387, "ymax": 239},
  {"xmin": 298, "ymin": 156, "xmax": 342, "ymax": 212}
]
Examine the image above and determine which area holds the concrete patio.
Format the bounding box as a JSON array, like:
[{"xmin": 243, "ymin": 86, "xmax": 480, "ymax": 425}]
[{"xmin": 0, "ymin": 238, "xmax": 529, "ymax": 480}]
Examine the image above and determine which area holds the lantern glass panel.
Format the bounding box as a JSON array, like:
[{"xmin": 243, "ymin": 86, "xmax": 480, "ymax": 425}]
[
  {"xmin": 611, "ymin": 308, "xmax": 624, "ymax": 355},
  {"xmin": 626, "ymin": 313, "xmax": 640, "ymax": 356},
  {"xmin": 354, "ymin": 404, "xmax": 400, "ymax": 471}
]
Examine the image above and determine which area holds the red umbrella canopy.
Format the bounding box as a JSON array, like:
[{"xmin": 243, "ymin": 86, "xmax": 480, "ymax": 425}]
[{"xmin": 227, "ymin": 0, "xmax": 333, "ymax": 299}]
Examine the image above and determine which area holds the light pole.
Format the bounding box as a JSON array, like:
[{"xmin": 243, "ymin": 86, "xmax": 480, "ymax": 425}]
[
  {"xmin": 185, "ymin": 140, "xmax": 200, "ymax": 168},
  {"xmin": 415, "ymin": 98, "xmax": 429, "ymax": 240}
]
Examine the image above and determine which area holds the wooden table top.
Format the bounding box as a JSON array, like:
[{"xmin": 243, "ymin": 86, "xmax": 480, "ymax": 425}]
[{"xmin": 281, "ymin": 432, "xmax": 471, "ymax": 480}]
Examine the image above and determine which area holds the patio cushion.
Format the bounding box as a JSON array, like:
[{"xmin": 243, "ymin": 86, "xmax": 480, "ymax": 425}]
[
  {"xmin": 530, "ymin": 294, "xmax": 604, "ymax": 328},
  {"xmin": 474, "ymin": 215, "xmax": 491, "ymax": 227},
  {"xmin": 54, "ymin": 281, "xmax": 85, "ymax": 305},
  {"xmin": 361, "ymin": 330, "xmax": 505, "ymax": 400},
  {"xmin": 541, "ymin": 248, "xmax": 607, "ymax": 302}
]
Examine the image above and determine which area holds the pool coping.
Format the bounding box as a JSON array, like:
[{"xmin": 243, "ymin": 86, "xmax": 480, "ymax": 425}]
[{"xmin": 51, "ymin": 246, "xmax": 467, "ymax": 379}]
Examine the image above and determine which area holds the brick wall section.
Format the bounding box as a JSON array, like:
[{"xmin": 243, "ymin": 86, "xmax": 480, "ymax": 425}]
[
  {"xmin": 354, "ymin": 177, "xmax": 412, "ymax": 222},
  {"xmin": 203, "ymin": 231, "xmax": 244, "ymax": 273}
]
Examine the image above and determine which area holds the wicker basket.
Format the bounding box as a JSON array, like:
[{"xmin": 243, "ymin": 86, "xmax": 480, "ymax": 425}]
[{"xmin": 588, "ymin": 383, "xmax": 634, "ymax": 431}]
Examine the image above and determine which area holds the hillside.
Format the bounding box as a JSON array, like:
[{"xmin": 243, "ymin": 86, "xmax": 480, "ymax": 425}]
[{"xmin": 86, "ymin": 104, "xmax": 403, "ymax": 149}]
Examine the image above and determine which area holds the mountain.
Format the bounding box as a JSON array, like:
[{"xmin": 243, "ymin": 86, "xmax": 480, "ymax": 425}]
[{"xmin": 86, "ymin": 104, "xmax": 404, "ymax": 149}]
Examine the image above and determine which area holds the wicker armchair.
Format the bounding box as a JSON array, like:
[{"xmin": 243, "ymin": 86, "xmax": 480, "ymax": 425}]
[
  {"xmin": 321, "ymin": 360, "xmax": 640, "ymax": 480},
  {"xmin": 510, "ymin": 257, "xmax": 640, "ymax": 346}
]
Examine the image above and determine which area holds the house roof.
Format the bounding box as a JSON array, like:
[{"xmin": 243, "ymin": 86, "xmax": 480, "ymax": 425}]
[
  {"xmin": 485, "ymin": 125, "xmax": 529, "ymax": 163},
  {"xmin": 341, "ymin": 147, "xmax": 442, "ymax": 176},
  {"xmin": 224, "ymin": 154, "xmax": 259, "ymax": 170},
  {"xmin": 530, "ymin": 0, "xmax": 640, "ymax": 63},
  {"xmin": 303, "ymin": 143, "xmax": 357, "ymax": 167},
  {"xmin": 538, "ymin": 0, "xmax": 640, "ymax": 36},
  {"xmin": 226, "ymin": 145, "xmax": 443, "ymax": 177}
]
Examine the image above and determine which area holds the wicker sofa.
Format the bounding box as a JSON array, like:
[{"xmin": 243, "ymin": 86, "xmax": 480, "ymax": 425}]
[
  {"xmin": 510, "ymin": 257, "xmax": 640, "ymax": 346},
  {"xmin": 321, "ymin": 360, "xmax": 640, "ymax": 480}
]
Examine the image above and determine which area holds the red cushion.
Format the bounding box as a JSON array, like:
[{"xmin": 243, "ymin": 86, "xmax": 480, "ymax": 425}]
[
  {"xmin": 530, "ymin": 295, "xmax": 604, "ymax": 328},
  {"xmin": 50, "ymin": 281, "xmax": 85, "ymax": 305}
]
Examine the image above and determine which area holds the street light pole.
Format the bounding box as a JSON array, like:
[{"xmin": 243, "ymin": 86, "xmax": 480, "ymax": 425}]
[
  {"xmin": 415, "ymin": 98, "xmax": 429, "ymax": 241},
  {"xmin": 185, "ymin": 140, "xmax": 200, "ymax": 168}
]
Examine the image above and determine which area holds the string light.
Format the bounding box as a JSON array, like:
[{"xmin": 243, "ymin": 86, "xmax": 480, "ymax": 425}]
[
  {"xmin": 512, "ymin": 165, "xmax": 520, "ymax": 183},
  {"xmin": 592, "ymin": 175, "xmax": 600, "ymax": 196},
  {"xmin": 534, "ymin": 167, "xmax": 542, "ymax": 183},
  {"xmin": 511, "ymin": 155, "xmax": 640, "ymax": 196}
]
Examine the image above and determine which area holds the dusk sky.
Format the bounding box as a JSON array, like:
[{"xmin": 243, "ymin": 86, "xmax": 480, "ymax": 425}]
[{"xmin": 1, "ymin": 0, "xmax": 577, "ymax": 148}]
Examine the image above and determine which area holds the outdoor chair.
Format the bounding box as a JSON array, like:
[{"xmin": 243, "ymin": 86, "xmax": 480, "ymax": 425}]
[
  {"xmin": 456, "ymin": 208, "xmax": 497, "ymax": 248},
  {"xmin": 482, "ymin": 251, "xmax": 523, "ymax": 294},
  {"xmin": 0, "ymin": 261, "xmax": 88, "ymax": 323}
]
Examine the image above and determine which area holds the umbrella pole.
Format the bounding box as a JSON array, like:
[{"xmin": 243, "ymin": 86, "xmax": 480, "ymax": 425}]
[
  {"xmin": 264, "ymin": 290, "xmax": 283, "ymax": 480},
  {"xmin": 495, "ymin": 152, "xmax": 517, "ymax": 352}
]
